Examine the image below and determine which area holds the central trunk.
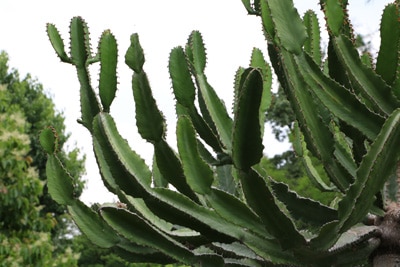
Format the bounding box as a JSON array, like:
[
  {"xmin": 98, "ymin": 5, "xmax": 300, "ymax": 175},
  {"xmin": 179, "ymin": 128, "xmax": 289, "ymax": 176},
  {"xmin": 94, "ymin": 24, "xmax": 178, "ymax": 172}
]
[
  {"xmin": 373, "ymin": 254, "xmax": 400, "ymax": 266},
  {"xmin": 370, "ymin": 211, "xmax": 400, "ymax": 266}
]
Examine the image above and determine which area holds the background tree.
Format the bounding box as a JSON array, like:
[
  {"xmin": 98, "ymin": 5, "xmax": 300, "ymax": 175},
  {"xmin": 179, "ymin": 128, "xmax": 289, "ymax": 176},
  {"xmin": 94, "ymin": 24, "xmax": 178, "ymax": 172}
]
[{"xmin": 0, "ymin": 51, "xmax": 85, "ymax": 264}]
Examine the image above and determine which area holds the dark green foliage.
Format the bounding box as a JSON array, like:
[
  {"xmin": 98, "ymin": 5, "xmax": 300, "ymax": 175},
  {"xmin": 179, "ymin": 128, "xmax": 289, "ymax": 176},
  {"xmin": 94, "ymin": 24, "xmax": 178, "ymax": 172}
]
[
  {"xmin": 43, "ymin": 1, "xmax": 400, "ymax": 266},
  {"xmin": 73, "ymin": 233, "xmax": 189, "ymax": 267}
]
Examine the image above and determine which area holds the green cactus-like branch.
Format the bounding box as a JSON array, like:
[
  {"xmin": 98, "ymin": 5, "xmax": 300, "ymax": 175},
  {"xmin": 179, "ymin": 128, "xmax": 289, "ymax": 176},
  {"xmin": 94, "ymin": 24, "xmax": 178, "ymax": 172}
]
[
  {"xmin": 42, "ymin": 0, "xmax": 400, "ymax": 265},
  {"xmin": 99, "ymin": 30, "xmax": 118, "ymax": 112}
]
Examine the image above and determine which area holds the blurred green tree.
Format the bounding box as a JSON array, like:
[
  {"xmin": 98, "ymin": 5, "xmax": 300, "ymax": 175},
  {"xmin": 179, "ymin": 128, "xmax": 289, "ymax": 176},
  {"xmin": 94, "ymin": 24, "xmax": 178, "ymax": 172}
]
[{"xmin": 0, "ymin": 51, "xmax": 85, "ymax": 265}]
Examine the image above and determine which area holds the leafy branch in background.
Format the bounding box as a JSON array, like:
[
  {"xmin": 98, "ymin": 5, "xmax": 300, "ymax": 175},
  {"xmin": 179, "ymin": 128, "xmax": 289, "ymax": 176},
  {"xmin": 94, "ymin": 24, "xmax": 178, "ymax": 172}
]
[
  {"xmin": 0, "ymin": 52, "xmax": 82, "ymax": 266},
  {"xmin": 42, "ymin": 0, "xmax": 400, "ymax": 266}
]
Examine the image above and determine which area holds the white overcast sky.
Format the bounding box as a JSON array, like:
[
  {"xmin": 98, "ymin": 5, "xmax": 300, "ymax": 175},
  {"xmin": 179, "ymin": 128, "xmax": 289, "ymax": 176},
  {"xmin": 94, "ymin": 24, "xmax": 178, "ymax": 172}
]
[{"xmin": 1, "ymin": 0, "xmax": 392, "ymax": 204}]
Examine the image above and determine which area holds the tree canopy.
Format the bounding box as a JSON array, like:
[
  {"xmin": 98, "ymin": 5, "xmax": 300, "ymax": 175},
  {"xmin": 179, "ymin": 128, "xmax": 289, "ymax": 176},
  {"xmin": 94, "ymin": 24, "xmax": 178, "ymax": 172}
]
[{"xmin": 0, "ymin": 51, "xmax": 85, "ymax": 265}]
